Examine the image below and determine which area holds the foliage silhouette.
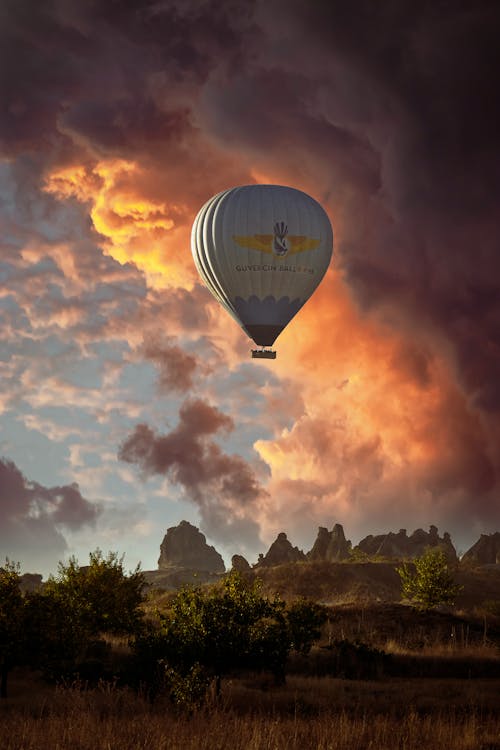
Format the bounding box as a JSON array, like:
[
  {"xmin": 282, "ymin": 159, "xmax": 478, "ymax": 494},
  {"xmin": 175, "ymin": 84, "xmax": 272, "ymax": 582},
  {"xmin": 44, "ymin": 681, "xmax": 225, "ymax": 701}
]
[
  {"xmin": 0, "ymin": 561, "xmax": 24, "ymax": 698},
  {"xmin": 43, "ymin": 550, "xmax": 145, "ymax": 636},
  {"xmin": 1, "ymin": 551, "xmax": 146, "ymax": 695},
  {"xmin": 397, "ymin": 548, "xmax": 463, "ymax": 610},
  {"xmin": 132, "ymin": 571, "xmax": 326, "ymax": 705}
]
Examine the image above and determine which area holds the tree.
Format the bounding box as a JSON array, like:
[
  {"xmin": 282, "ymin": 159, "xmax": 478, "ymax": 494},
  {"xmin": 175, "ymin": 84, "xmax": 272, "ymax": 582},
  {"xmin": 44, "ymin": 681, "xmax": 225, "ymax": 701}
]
[
  {"xmin": 285, "ymin": 599, "xmax": 327, "ymax": 654},
  {"xmin": 22, "ymin": 586, "xmax": 93, "ymax": 682},
  {"xmin": 0, "ymin": 551, "xmax": 147, "ymax": 696},
  {"xmin": 132, "ymin": 572, "xmax": 326, "ymax": 705},
  {"xmin": 158, "ymin": 572, "xmax": 289, "ymax": 689},
  {"xmin": 397, "ymin": 547, "xmax": 463, "ymax": 610},
  {"xmin": 43, "ymin": 549, "xmax": 146, "ymax": 637},
  {"xmin": 0, "ymin": 561, "xmax": 24, "ymax": 698},
  {"xmin": 26, "ymin": 550, "xmax": 147, "ymax": 683}
]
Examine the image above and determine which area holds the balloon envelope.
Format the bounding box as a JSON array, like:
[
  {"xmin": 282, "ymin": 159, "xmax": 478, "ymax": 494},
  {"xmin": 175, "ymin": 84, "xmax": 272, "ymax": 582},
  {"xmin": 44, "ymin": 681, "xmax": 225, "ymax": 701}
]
[{"xmin": 191, "ymin": 184, "xmax": 333, "ymax": 348}]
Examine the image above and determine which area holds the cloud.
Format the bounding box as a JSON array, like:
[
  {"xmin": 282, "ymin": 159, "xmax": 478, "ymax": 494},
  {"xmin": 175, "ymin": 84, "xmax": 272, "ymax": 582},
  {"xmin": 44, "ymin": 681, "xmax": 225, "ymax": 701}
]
[
  {"xmin": 141, "ymin": 334, "xmax": 202, "ymax": 393},
  {"xmin": 0, "ymin": 457, "xmax": 100, "ymax": 572},
  {"xmin": 43, "ymin": 159, "xmax": 196, "ymax": 289},
  {"xmin": 190, "ymin": 1, "xmax": 500, "ymax": 548},
  {"xmin": 194, "ymin": 1, "xmax": 500, "ymax": 427},
  {"xmin": 119, "ymin": 398, "xmax": 265, "ymax": 549},
  {"xmin": 255, "ymin": 278, "xmax": 500, "ymax": 548},
  {"xmin": 1, "ymin": 0, "xmax": 499, "ymax": 563}
]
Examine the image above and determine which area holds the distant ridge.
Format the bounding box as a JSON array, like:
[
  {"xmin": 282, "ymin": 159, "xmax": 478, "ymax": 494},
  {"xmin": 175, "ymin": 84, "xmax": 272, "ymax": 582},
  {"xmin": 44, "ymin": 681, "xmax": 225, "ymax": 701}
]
[
  {"xmin": 249, "ymin": 523, "xmax": 459, "ymax": 568},
  {"xmin": 461, "ymin": 532, "xmax": 500, "ymax": 566},
  {"xmin": 12, "ymin": 522, "xmax": 500, "ymax": 591}
]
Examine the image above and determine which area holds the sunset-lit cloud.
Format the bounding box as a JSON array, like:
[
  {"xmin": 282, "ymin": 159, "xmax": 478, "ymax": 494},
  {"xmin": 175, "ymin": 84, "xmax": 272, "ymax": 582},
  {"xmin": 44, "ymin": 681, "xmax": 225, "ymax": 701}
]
[
  {"xmin": 0, "ymin": 1, "xmax": 499, "ymax": 574},
  {"xmin": 255, "ymin": 272, "xmax": 499, "ymax": 548},
  {"xmin": 44, "ymin": 160, "xmax": 194, "ymax": 288}
]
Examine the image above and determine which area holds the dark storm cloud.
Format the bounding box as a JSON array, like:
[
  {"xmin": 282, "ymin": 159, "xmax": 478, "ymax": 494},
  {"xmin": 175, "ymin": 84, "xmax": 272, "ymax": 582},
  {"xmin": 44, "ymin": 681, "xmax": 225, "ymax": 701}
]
[
  {"xmin": 303, "ymin": 4, "xmax": 497, "ymax": 442},
  {"xmin": 119, "ymin": 398, "xmax": 264, "ymax": 546},
  {"xmin": 282, "ymin": 1, "xmax": 500, "ymax": 179},
  {"xmin": 2, "ymin": 0, "xmax": 500, "ymax": 546},
  {"xmin": 279, "ymin": 1, "xmax": 500, "ymax": 410},
  {"xmin": 0, "ymin": 3, "xmax": 86, "ymax": 153},
  {"xmin": 0, "ymin": 457, "xmax": 100, "ymax": 570},
  {"xmin": 1, "ymin": 0, "xmax": 257, "ymax": 159},
  {"xmin": 198, "ymin": 1, "xmax": 500, "ymax": 421}
]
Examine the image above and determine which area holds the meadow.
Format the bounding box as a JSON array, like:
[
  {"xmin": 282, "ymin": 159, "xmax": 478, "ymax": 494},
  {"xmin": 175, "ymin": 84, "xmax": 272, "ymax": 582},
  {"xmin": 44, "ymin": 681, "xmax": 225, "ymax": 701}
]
[
  {"xmin": 2, "ymin": 561, "xmax": 500, "ymax": 749},
  {"xmin": 2, "ymin": 671, "xmax": 500, "ymax": 750},
  {"xmin": 3, "ymin": 607, "xmax": 500, "ymax": 750}
]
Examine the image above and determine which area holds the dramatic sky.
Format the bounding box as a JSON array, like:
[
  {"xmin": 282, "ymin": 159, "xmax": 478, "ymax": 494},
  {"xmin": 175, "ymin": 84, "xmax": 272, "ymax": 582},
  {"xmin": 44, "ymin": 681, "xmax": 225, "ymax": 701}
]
[{"xmin": 1, "ymin": 0, "xmax": 499, "ymax": 575}]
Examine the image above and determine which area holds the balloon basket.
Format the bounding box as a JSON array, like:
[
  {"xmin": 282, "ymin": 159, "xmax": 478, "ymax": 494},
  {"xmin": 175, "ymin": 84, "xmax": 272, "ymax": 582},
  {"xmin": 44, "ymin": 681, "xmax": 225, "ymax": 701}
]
[{"xmin": 251, "ymin": 349, "xmax": 277, "ymax": 360}]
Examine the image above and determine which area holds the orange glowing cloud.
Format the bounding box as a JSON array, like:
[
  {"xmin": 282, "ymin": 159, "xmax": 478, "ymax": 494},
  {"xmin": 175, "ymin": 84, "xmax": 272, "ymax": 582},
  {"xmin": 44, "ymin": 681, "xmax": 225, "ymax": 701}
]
[
  {"xmin": 253, "ymin": 264, "xmax": 494, "ymax": 541},
  {"xmin": 40, "ymin": 151, "xmax": 497, "ymax": 544},
  {"xmin": 44, "ymin": 160, "xmax": 195, "ymax": 289}
]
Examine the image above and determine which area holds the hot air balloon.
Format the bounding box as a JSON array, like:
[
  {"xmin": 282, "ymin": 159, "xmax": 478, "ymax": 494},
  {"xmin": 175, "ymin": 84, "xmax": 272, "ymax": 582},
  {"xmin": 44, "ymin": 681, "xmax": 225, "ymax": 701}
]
[{"xmin": 191, "ymin": 185, "xmax": 333, "ymax": 359}]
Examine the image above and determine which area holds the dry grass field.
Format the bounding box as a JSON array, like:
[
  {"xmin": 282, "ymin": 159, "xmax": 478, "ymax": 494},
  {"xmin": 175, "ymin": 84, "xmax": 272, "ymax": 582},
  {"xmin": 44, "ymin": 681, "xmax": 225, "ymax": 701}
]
[
  {"xmin": 1, "ymin": 672, "xmax": 500, "ymax": 750},
  {"xmin": 3, "ymin": 561, "xmax": 500, "ymax": 749}
]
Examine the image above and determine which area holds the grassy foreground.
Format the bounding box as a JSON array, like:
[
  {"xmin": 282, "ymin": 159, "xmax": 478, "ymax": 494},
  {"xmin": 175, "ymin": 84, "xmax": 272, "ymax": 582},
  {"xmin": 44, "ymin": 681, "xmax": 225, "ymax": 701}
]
[
  {"xmin": 2, "ymin": 674, "xmax": 500, "ymax": 750},
  {"xmin": 3, "ymin": 564, "xmax": 500, "ymax": 748}
]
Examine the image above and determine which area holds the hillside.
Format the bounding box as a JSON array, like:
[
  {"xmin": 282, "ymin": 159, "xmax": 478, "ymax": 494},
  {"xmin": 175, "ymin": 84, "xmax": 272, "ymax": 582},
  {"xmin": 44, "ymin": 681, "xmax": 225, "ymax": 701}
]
[{"xmin": 239, "ymin": 560, "xmax": 500, "ymax": 611}]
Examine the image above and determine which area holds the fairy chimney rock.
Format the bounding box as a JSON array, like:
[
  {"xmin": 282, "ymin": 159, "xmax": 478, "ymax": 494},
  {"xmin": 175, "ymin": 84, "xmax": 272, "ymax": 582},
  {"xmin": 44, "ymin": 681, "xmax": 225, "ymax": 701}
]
[
  {"xmin": 462, "ymin": 533, "xmax": 500, "ymax": 566},
  {"xmin": 231, "ymin": 554, "xmax": 251, "ymax": 573},
  {"xmin": 158, "ymin": 520, "xmax": 225, "ymax": 573},
  {"xmin": 308, "ymin": 524, "xmax": 351, "ymax": 561},
  {"xmin": 356, "ymin": 526, "xmax": 457, "ymax": 561},
  {"xmin": 256, "ymin": 532, "xmax": 306, "ymax": 567}
]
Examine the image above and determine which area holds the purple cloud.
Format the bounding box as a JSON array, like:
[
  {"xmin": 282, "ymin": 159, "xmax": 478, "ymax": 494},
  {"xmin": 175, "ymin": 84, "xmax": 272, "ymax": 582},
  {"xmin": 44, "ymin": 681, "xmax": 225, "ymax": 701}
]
[
  {"xmin": 119, "ymin": 398, "xmax": 265, "ymax": 547},
  {"xmin": 0, "ymin": 457, "xmax": 100, "ymax": 572}
]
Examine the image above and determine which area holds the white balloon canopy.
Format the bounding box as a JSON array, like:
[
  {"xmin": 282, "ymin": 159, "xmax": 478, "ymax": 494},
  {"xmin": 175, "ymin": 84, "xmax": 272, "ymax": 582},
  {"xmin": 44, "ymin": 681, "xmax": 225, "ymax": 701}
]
[{"xmin": 191, "ymin": 185, "xmax": 333, "ymax": 357}]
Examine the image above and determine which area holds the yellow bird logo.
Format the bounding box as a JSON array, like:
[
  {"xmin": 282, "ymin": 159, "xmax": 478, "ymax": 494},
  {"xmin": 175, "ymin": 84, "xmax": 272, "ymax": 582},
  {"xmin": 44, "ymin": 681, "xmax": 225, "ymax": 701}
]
[{"xmin": 233, "ymin": 221, "xmax": 320, "ymax": 258}]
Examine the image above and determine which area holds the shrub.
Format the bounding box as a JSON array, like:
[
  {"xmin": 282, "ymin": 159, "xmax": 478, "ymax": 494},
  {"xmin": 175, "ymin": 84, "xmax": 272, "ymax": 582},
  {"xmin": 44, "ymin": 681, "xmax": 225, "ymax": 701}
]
[
  {"xmin": 397, "ymin": 548, "xmax": 463, "ymax": 610},
  {"xmin": 131, "ymin": 572, "xmax": 326, "ymax": 703},
  {"xmin": 0, "ymin": 561, "xmax": 24, "ymax": 697}
]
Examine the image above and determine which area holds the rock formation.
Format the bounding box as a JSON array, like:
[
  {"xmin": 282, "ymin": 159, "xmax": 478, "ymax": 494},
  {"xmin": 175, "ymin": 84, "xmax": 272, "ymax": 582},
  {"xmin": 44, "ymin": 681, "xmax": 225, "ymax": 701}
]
[
  {"xmin": 255, "ymin": 532, "xmax": 306, "ymax": 567},
  {"xmin": 462, "ymin": 533, "xmax": 500, "ymax": 565},
  {"xmin": 158, "ymin": 520, "xmax": 225, "ymax": 573},
  {"xmin": 355, "ymin": 525, "xmax": 457, "ymax": 561},
  {"xmin": 20, "ymin": 573, "xmax": 43, "ymax": 592},
  {"xmin": 308, "ymin": 524, "xmax": 351, "ymax": 561},
  {"xmin": 231, "ymin": 554, "xmax": 251, "ymax": 573}
]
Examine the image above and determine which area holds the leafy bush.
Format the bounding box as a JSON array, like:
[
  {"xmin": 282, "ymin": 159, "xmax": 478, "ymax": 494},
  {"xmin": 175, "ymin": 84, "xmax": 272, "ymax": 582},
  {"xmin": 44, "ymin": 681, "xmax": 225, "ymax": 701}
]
[
  {"xmin": 0, "ymin": 561, "xmax": 24, "ymax": 697},
  {"xmin": 285, "ymin": 599, "xmax": 328, "ymax": 654},
  {"xmin": 1, "ymin": 551, "xmax": 147, "ymax": 696},
  {"xmin": 163, "ymin": 663, "xmax": 211, "ymax": 711},
  {"xmin": 131, "ymin": 572, "xmax": 326, "ymax": 704},
  {"xmin": 43, "ymin": 550, "xmax": 146, "ymax": 636},
  {"xmin": 397, "ymin": 548, "xmax": 463, "ymax": 610}
]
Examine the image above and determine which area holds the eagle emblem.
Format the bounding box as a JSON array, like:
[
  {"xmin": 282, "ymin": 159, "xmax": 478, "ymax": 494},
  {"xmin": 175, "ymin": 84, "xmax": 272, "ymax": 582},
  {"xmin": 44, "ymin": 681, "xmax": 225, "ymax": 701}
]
[
  {"xmin": 273, "ymin": 221, "xmax": 288, "ymax": 256},
  {"xmin": 233, "ymin": 222, "xmax": 320, "ymax": 257}
]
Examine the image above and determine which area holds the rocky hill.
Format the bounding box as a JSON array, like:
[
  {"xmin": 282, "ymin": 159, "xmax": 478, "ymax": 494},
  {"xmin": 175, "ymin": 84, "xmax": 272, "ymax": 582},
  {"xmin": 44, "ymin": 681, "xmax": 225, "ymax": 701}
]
[
  {"xmin": 145, "ymin": 520, "xmax": 226, "ymax": 589},
  {"xmin": 246, "ymin": 523, "xmax": 458, "ymax": 569},
  {"xmin": 308, "ymin": 524, "xmax": 352, "ymax": 561},
  {"xmin": 354, "ymin": 525, "xmax": 458, "ymax": 561},
  {"xmin": 11, "ymin": 519, "xmax": 485, "ymax": 597},
  {"xmin": 461, "ymin": 532, "xmax": 500, "ymax": 566},
  {"xmin": 158, "ymin": 519, "xmax": 225, "ymax": 573},
  {"xmin": 254, "ymin": 532, "xmax": 306, "ymax": 567},
  {"xmin": 15, "ymin": 521, "xmax": 500, "ymax": 600},
  {"xmin": 252, "ymin": 559, "xmax": 500, "ymax": 610},
  {"xmin": 19, "ymin": 573, "xmax": 43, "ymax": 592}
]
